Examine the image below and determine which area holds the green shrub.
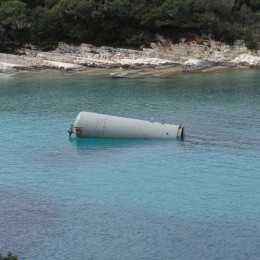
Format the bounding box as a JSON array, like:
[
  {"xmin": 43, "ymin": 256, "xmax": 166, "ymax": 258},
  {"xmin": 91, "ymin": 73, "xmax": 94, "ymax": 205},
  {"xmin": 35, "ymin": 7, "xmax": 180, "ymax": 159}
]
[
  {"xmin": 245, "ymin": 39, "xmax": 258, "ymax": 49},
  {"xmin": 0, "ymin": 252, "xmax": 18, "ymax": 260}
]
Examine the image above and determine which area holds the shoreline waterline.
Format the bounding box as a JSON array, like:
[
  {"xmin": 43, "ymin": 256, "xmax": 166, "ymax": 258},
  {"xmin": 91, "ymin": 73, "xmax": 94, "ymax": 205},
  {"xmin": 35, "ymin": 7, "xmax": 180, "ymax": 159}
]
[{"xmin": 1, "ymin": 64, "xmax": 254, "ymax": 79}]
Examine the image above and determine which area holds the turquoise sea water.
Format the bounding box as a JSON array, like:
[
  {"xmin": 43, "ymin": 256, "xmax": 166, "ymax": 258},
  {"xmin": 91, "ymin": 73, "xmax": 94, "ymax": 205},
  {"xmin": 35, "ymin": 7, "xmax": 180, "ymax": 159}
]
[{"xmin": 0, "ymin": 69, "xmax": 259, "ymax": 260}]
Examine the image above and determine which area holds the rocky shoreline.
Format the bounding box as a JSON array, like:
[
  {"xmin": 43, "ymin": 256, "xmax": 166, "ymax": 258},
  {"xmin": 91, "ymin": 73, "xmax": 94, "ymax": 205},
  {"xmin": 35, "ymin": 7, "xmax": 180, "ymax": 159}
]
[{"xmin": 0, "ymin": 40, "xmax": 259, "ymax": 76}]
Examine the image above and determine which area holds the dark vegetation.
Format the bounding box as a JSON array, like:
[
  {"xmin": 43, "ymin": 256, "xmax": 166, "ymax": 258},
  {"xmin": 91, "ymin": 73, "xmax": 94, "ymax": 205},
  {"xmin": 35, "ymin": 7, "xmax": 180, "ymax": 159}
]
[
  {"xmin": 0, "ymin": 252, "xmax": 18, "ymax": 260},
  {"xmin": 0, "ymin": 0, "xmax": 259, "ymax": 51}
]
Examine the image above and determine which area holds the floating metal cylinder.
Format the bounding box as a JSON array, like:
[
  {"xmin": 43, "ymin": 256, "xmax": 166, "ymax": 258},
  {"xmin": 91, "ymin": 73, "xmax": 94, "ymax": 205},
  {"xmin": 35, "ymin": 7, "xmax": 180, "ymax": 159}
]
[{"xmin": 70, "ymin": 111, "xmax": 184, "ymax": 140}]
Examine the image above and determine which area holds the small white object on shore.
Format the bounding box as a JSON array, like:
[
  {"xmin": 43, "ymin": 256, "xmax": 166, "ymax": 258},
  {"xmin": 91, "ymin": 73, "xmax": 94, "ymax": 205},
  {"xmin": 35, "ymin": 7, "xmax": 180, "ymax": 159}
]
[{"xmin": 109, "ymin": 71, "xmax": 128, "ymax": 78}]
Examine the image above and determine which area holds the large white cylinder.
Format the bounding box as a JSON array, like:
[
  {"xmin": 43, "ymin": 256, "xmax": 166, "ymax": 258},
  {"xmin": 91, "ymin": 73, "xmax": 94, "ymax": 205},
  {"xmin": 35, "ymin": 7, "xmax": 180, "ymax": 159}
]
[{"xmin": 70, "ymin": 111, "xmax": 184, "ymax": 140}]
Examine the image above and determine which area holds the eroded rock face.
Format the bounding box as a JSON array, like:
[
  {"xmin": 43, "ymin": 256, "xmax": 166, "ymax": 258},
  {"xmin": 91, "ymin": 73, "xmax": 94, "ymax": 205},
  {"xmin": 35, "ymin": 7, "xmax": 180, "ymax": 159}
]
[{"xmin": 0, "ymin": 40, "xmax": 259, "ymax": 74}]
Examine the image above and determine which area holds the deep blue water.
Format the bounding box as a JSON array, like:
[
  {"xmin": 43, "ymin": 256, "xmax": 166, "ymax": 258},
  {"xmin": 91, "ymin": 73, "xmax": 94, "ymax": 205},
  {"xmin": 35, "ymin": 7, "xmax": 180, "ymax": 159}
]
[{"xmin": 0, "ymin": 69, "xmax": 259, "ymax": 260}]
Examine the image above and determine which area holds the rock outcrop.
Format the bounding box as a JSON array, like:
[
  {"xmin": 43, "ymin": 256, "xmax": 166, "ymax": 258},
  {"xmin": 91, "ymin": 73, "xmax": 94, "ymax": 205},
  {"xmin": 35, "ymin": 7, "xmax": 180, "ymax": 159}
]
[{"xmin": 0, "ymin": 40, "xmax": 259, "ymax": 74}]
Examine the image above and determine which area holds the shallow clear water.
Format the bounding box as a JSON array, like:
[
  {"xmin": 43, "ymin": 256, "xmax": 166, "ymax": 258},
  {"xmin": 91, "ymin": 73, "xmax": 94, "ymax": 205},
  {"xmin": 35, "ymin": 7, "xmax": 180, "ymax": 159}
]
[{"xmin": 0, "ymin": 69, "xmax": 259, "ymax": 260}]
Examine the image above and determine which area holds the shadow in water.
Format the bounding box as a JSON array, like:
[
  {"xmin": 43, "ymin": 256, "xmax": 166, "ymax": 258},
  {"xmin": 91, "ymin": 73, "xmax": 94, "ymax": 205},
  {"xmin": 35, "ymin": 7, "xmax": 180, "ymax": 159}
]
[{"xmin": 68, "ymin": 137, "xmax": 179, "ymax": 151}]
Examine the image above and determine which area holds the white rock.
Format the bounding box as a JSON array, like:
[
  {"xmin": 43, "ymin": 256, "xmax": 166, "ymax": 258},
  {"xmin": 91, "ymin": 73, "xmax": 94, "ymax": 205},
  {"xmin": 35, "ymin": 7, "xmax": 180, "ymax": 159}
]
[{"xmin": 231, "ymin": 54, "xmax": 260, "ymax": 65}]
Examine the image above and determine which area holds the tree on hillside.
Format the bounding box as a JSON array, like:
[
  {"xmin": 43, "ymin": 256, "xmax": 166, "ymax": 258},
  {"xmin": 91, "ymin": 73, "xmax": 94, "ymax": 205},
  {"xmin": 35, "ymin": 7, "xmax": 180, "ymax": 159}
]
[
  {"xmin": 0, "ymin": 0, "xmax": 28, "ymax": 48},
  {"xmin": 0, "ymin": 0, "xmax": 259, "ymax": 50},
  {"xmin": 233, "ymin": 0, "xmax": 260, "ymax": 11}
]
